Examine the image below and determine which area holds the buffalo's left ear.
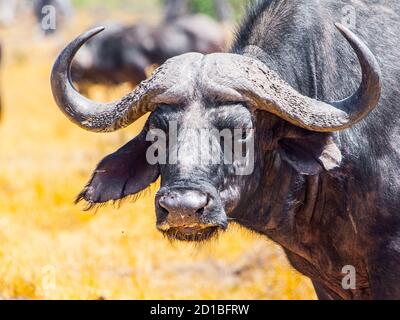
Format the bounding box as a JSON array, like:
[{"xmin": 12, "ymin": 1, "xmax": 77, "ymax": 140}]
[
  {"xmin": 77, "ymin": 130, "xmax": 159, "ymax": 206},
  {"xmin": 279, "ymin": 135, "xmax": 342, "ymax": 175}
]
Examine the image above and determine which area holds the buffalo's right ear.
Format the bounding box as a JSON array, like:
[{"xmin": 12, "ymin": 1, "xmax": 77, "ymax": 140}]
[
  {"xmin": 76, "ymin": 130, "xmax": 159, "ymax": 207},
  {"xmin": 279, "ymin": 135, "xmax": 342, "ymax": 176}
]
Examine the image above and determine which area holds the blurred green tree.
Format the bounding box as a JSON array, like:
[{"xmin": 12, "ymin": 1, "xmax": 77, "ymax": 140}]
[
  {"xmin": 72, "ymin": 0, "xmax": 247, "ymax": 20},
  {"xmin": 191, "ymin": 0, "xmax": 216, "ymax": 18},
  {"xmin": 162, "ymin": 0, "xmax": 246, "ymax": 21}
]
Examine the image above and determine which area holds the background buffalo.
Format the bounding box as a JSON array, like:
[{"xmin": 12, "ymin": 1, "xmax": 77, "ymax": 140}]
[{"xmin": 71, "ymin": 14, "xmax": 226, "ymax": 91}]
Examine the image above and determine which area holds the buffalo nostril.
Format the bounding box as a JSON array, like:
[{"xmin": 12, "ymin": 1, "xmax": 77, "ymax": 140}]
[
  {"xmin": 157, "ymin": 191, "xmax": 209, "ymax": 226},
  {"xmin": 195, "ymin": 207, "xmax": 205, "ymax": 216}
]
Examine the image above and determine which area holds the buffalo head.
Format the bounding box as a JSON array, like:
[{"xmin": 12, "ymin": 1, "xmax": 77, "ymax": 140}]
[{"xmin": 51, "ymin": 25, "xmax": 381, "ymax": 241}]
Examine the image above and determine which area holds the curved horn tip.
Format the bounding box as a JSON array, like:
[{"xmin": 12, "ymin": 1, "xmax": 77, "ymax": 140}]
[
  {"xmin": 331, "ymin": 22, "xmax": 382, "ymax": 125},
  {"xmin": 81, "ymin": 26, "xmax": 105, "ymax": 40},
  {"xmin": 50, "ymin": 25, "xmax": 161, "ymax": 132},
  {"xmin": 334, "ymin": 22, "xmax": 348, "ymax": 32},
  {"xmin": 334, "ymin": 23, "xmax": 358, "ymax": 40},
  {"xmin": 52, "ymin": 26, "xmax": 106, "ymax": 72}
]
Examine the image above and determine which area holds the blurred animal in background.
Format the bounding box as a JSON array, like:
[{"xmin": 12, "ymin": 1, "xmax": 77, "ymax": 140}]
[
  {"xmin": 0, "ymin": 0, "xmax": 18, "ymax": 26},
  {"xmin": 71, "ymin": 14, "xmax": 225, "ymax": 92},
  {"xmin": 0, "ymin": 0, "xmax": 33, "ymax": 27},
  {"xmin": 52, "ymin": 0, "xmax": 400, "ymax": 300},
  {"xmin": 70, "ymin": 22, "xmax": 129, "ymax": 91},
  {"xmin": 33, "ymin": 0, "xmax": 73, "ymax": 36},
  {"xmin": 163, "ymin": 0, "xmax": 234, "ymax": 45}
]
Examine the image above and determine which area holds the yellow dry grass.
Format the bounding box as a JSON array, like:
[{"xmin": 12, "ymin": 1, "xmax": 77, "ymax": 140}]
[{"xmin": 0, "ymin": 12, "xmax": 316, "ymax": 300}]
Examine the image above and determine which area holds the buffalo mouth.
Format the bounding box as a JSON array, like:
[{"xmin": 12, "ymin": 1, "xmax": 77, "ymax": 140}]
[{"xmin": 160, "ymin": 225, "xmax": 223, "ymax": 242}]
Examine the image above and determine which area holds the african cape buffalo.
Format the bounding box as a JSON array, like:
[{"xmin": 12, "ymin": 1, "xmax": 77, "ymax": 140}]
[{"xmin": 51, "ymin": 0, "xmax": 400, "ymax": 299}]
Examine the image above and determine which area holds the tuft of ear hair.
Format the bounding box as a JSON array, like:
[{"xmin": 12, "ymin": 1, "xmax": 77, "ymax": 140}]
[
  {"xmin": 76, "ymin": 183, "xmax": 157, "ymax": 212},
  {"xmin": 279, "ymin": 135, "xmax": 342, "ymax": 175}
]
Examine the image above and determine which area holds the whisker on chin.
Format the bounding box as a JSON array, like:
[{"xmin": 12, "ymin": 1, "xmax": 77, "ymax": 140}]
[{"xmin": 161, "ymin": 226, "xmax": 222, "ymax": 242}]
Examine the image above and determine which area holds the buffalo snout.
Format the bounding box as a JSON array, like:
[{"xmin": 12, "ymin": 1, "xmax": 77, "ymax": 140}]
[
  {"xmin": 156, "ymin": 188, "xmax": 227, "ymax": 241},
  {"xmin": 159, "ymin": 190, "xmax": 208, "ymax": 225}
]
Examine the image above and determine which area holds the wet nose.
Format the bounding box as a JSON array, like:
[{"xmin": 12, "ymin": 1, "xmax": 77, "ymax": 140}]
[{"xmin": 158, "ymin": 191, "xmax": 208, "ymax": 227}]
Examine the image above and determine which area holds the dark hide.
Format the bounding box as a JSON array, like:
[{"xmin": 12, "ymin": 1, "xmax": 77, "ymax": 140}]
[{"xmin": 229, "ymin": 0, "xmax": 400, "ymax": 299}]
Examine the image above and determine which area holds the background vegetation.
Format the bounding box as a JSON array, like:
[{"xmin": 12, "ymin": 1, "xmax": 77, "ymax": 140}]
[{"xmin": 71, "ymin": 0, "xmax": 247, "ymax": 18}]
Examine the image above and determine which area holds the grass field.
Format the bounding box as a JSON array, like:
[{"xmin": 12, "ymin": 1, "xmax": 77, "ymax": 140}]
[{"xmin": 0, "ymin": 10, "xmax": 316, "ymax": 300}]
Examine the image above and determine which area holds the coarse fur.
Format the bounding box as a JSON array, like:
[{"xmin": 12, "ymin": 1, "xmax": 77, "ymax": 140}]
[{"xmin": 229, "ymin": 0, "xmax": 400, "ymax": 299}]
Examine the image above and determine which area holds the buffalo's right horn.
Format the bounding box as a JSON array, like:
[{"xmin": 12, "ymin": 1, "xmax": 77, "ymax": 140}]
[
  {"xmin": 50, "ymin": 27, "xmax": 200, "ymax": 132},
  {"xmin": 202, "ymin": 24, "xmax": 381, "ymax": 132}
]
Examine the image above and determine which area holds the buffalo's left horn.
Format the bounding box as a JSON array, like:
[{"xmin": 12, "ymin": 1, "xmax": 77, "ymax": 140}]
[
  {"xmin": 206, "ymin": 24, "xmax": 381, "ymax": 132},
  {"xmin": 51, "ymin": 27, "xmax": 197, "ymax": 132}
]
